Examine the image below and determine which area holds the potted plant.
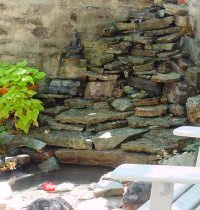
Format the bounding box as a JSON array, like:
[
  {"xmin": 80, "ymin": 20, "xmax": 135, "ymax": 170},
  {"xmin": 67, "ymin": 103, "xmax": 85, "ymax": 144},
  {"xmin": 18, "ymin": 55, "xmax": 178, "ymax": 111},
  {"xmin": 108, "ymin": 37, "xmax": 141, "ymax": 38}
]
[{"xmin": 0, "ymin": 60, "xmax": 46, "ymax": 133}]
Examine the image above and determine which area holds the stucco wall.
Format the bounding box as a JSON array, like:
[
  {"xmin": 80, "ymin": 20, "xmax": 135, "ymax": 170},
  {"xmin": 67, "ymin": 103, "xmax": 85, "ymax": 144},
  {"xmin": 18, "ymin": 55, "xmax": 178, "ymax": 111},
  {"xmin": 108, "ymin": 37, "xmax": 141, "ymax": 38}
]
[
  {"xmin": 189, "ymin": 0, "xmax": 200, "ymax": 41},
  {"xmin": 0, "ymin": 0, "xmax": 152, "ymax": 77}
]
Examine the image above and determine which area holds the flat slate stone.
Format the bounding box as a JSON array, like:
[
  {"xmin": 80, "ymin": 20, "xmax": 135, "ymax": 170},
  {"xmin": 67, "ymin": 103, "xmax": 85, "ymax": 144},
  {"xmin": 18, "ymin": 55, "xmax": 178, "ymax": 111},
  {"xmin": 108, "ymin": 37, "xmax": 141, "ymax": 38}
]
[
  {"xmin": 156, "ymin": 33, "xmax": 179, "ymax": 43},
  {"xmin": 28, "ymin": 127, "xmax": 93, "ymax": 150},
  {"xmin": 93, "ymin": 127, "xmax": 148, "ymax": 150},
  {"xmin": 151, "ymin": 72, "xmax": 182, "ymax": 83},
  {"xmin": 93, "ymin": 180, "xmax": 124, "ymax": 197},
  {"xmin": 145, "ymin": 43, "xmax": 177, "ymax": 51},
  {"xmin": 111, "ymin": 98, "xmax": 134, "ymax": 112},
  {"xmin": 127, "ymin": 115, "xmax": 186, "ymax": 128},
  {"xmin": 55, "ymin": 108, "xmax": 133, "ymax": 126},
  {"xmin": 132, "ymin": 62, "xmax": 154, "ymax": 72},
  {"xmin": 132, "ymin": 97, "xmax": 160, "ymax": 106},
  {"xmin": 118, "ymin": 56, "xmax": 152, "ymax": 66},
  {"xmin": 64, "ymin": 98, "xmax": 94, "ymax": 109},
  {"xmin": 134, "ymin": 105, "xmax": 168, "ymax": 117},
  {"xmin": 88, "ymin": 120, "xmax": 128, "ymax": 132},
  {"xmin": 55, "ymin": 149, "xmax": 158, "ymax": 167},
  {"xmin": 144, "ymin": 27, "xmax": 179, "ymax": 37},
  {"xmin": 121, "ymin": 129, "xmax": 190, "ymax": 155},
  {"xmin": 48, "ymin": 119, "xmax": 85, "ymax": 132},
  {"xmin": 140, "ymin": 16, "xmax": 174, "ymax": 31},
  {"xmin": 1, "ymin": 134, "xmax": 47, "ymax": 152}
]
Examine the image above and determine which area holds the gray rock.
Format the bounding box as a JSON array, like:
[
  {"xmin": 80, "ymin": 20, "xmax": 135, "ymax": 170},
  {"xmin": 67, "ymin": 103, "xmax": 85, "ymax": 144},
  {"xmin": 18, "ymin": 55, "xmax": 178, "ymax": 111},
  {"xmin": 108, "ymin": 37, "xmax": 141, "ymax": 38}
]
[
  {"xmin": 118, "ymin": 56, "xmax": 152, "ymax": 66},
  {"xmin": 165, "ymin": 82, "xmax": 196, "ymax": 104},
  {"xmin": 0, "ymin": 134, "xmax": 47, "ymax": 152},
  {"xmin": 93, "ymin": 127, "xmax": 148, "ymax": 150},
  {"xmin": 168, "ymin": 104, "xmax": 186, "ymax": 117},
  {"xmin": 38, "ymin": 157, "xmax": 60, "ymax": 172},
  {"xmin": 186, "ymin": 95, "xmax": 200, "ymax": 123},
  {"xmin": 59, "ymin": 58, "xmax": 87, "ymax": 79},
  {"xmin": 185, "ymin": 66, "xmax": 200, "ymax": 88},
  {"xmin": 144, "ymin": 27, "xmax": 179, "ymax": 37},
  {"xmin": 90, "ymin": 54, "xmax": 114, "ymax": 67},
  {"xmin": 151, "ymin": 72, "xmax": 182, "ymax": 83},
  {"xmin": 127, "ymin": 115, "xmax": 186, "ymax": 128},
  {"xmin": 55, "ymin": 108, "xmax": 132, "ymax": 126},
  {"xmin": 48, "ymin": 119, "xmax": 85, "ymax": 132},
  {"xmin": 111, "ymin": 98, "xmax": 134, "ymax": 112},
  {"xmin": 88, "ymin": 120, "xmax": 128, "ymax": 132},
  {"xmin": 55, "ymin": 148, "xmax": 158, "ymax": 167},
  {"xmin": 123, "ymin": 182, "xmax": 151, "ymax": 210},
  {"xmin": 145, "ymin": 43, "xmax": 177, "ymax": 51},
  {"xmin": 64, "ymin": 98, "xmax": 94, "ymax": 109},
  {"xmin": 182, "ymin": 36, "xmax": 200, "ymax": 65},
  {"xmin": 93, "ymin": 180, "xmax": 124, "ymax": 197},
  {"xmin": 28, "ymin": 127, "xmax": 93, "ymax": 150},
  {"xmin": 156, "ymin": 33, "xmax": 179, "ymax": 43},
  {"xmin": 121, "ymin": 129, "xmax": 190, "ymax": 155},
  {"xmin": 134, "ymin": 105, "xmax": 168, "ymax": 117},
  {"xmin": 42, "ymin": 106, "xmax": 69, "ymax": 116}
]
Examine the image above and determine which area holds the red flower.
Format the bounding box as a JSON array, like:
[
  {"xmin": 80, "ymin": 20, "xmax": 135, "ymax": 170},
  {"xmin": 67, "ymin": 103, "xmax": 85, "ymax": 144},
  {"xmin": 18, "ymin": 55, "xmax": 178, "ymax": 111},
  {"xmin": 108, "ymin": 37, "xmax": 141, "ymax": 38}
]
[{"xmin": 42, "ymin": 182, "xmax": 56, "ymax": 192}]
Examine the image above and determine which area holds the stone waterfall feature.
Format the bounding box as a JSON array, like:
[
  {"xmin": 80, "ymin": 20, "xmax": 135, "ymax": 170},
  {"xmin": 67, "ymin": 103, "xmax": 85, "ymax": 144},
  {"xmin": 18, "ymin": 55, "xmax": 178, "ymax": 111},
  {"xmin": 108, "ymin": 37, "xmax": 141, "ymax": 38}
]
[{"xmin": 17, "ymin": 5, "xmax": 200, "ymax": 167}]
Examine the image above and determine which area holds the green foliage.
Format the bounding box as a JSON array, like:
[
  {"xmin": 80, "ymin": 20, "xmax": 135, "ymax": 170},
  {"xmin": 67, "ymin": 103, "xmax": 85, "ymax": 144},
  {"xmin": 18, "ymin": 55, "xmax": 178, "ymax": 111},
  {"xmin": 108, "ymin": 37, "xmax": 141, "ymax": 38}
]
[{"xmin": 0, "ymin": 61, "xmax": 46, "ymax": 133}]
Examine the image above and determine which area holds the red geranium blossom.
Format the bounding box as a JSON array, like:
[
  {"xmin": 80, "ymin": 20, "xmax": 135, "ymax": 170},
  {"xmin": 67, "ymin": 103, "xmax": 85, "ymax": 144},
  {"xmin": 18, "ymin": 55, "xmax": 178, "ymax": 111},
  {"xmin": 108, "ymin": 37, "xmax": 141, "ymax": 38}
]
[{"xmin": 42, "ymin": 182, "xmax": 56, "ymax": 192}]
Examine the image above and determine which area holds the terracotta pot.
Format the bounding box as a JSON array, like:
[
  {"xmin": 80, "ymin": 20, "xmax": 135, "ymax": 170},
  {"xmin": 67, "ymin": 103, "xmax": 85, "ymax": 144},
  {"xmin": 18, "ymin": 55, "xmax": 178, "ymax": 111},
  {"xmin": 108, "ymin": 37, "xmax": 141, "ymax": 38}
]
[{"xmin": 0, "ymin": 84, "xmax": 38, "ymax": 95}]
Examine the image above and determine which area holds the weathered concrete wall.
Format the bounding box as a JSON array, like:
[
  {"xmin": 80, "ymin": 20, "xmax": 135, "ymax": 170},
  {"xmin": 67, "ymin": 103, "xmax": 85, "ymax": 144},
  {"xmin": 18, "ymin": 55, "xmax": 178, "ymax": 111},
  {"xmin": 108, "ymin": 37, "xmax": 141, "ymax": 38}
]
[
  {"xmin": 189, "ymin": 0, "xmax": 200, "ymax": 40},
  {"xmin": 0, "ymin": 0, "xmax": 152, "ymax": 77}
]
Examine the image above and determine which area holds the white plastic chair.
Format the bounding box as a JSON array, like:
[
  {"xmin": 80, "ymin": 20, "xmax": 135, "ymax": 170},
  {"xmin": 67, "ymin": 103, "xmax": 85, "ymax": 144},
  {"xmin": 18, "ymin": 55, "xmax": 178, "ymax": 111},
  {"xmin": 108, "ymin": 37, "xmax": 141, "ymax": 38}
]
[{"xmin": 111, "ymin": 126, "xmax": 200, "ymax": 210}]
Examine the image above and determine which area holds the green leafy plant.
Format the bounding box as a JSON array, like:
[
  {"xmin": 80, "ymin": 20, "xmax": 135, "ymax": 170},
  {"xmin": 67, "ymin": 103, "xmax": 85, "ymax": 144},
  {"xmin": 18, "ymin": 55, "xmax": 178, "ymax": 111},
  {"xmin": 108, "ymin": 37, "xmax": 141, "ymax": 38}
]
[{"xmin": 0, "ymin": 60, "xmax": 46, "ymax": 133}]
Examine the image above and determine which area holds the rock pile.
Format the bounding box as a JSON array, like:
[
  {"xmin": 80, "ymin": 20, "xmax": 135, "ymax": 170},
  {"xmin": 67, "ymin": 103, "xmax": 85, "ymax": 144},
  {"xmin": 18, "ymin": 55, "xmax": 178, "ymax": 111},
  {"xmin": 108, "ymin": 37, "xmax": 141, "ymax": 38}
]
[{"xmin": 3, "ymin": 2, "xmax": 200, "ymax": 167}]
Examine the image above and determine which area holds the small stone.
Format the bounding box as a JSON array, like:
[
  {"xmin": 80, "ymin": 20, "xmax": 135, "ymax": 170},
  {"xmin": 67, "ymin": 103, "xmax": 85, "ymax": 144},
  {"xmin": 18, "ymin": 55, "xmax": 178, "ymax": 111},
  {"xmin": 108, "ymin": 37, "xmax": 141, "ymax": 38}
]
[
  {"xmin": 127, "ymin": 115, "xmax": 186, "ymax": 128},
  {"xmin": 139, "ymin": 16, "xmax": 174, "ymax": 31},
  {"xmin": 0, "ymin": 134, "xmax": 47, "ymax": 152},
  {"xmin": 56, "ymin": 108, "xmax": 132, "ymax": 126},
  {"xmin": 64, "ymin": 98, "xmax": 94, "ymax": 109},
  {"xmin": 88, "ymin": 120, "xmax": 128, "ymax": 132},
  {"xmin": 84, "ymin": 81, "xmax": 115, "ymax": 100},
  {"xmin": 165, "ymin": 82, "xmax": 196, "ymax": 104},
  {"xmin": 93, "ymin": 180, "xmax": 124, "ymax": 197},
  {"xmin": 131, "ymin": 49, "xmax": 157, "ymax": 57},
  {"xmin": 28, "ymin": 127, "xmax": 93, "ymax": 150},
  {"xmin": 168, "ymin": 104, "xmax": 185, "ymax": 117},
  {"xmin": 123, "ymin": 182, "xmax": 151, "ymax": 210},
  {"xmin": 145, "ymin": 43, "xmax": 177, "ymax": 51},
  {"xmin": 128, "ymin": 77, "xmax": 163, "ymax": 96},
  {"xmin": 121, "ymin": 129, "xmax": 189, "ymax": 155},
  {"xmin": 157, "ymin": 50, "xmax": 181, "ymax": 59},
  {"xmin": 59, "ymin": 58, "xmax": 87, "ymax": 79},
  {"xmin": 42, "ymin": 106, "xmax": 68, "ymax": 117},
  {"xmin": 48, "ymin": 119, "xmax": 85, "ymax": 132},
  {"xmin": 16, "ymin": 154, "xmax": 31, "ymax": 165},
  {"xmin": 132, "ymin": 62, "xmax": 154, "ymax": 72},
  {"xmin": 38, "ymin": 157, "xmax": 60, "ymax": 172},
  {"xmin": 144, "ymin": 27, "xmax": 179, "ymax": 36},
  {"xmin": 115, "ymin": 22, "xmax": 136, "ymax": 31},
  {"xmin": 118, "ymin": 56, "xmax": 152, "ymax": 66},
  {"xmin": 185, "ymin": 66, "xmax": 200, "ymax": 88},
  {"xmin": 55, "ymin": 183, "xmax": 74, "ymax": 192},
  {"xmin": 93, "ymin": 127, "xmax": 148, "ymax": 150},
  {"xmin": 111, "ymin": 98, "xmax": 134, "ymax": 112},
  {"xmin": 134, "ymin": 105, "xmax": 167, "ymax": 117},
  {"xmin": 99, "ymin": 24, "xmax": 118, "ymax": 37},
  {"xmin": 107, "ymin": 41, "xmax": 132, "ymax": 54},
  {"xmin": 132, "ymin": 97, "xmax": 160, "ymax": 106},
  {"xmin": 156, "ymin": 33, "xmax": 179, "ymax": 43},
  {"xmin": 151, "ymin": 72, "xmax": 182, "ymax": 83},
  {"xmin": 164, "ymin": 3, "xmax": 188, "ymax": 15},
  {"xmin": 186, "ymin": 95, "xmax": 200, "ymax": 123},
  {"xmin": 182, "ymin": 36, "xmax": 200, "ymax": 65},
  {"xmin": 90, "ymin": 54, "xmax": 114, "ymax": 67},
  {"xmin": 123, "ymin": 35, "xmax": 153, "ymax": 44}
]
